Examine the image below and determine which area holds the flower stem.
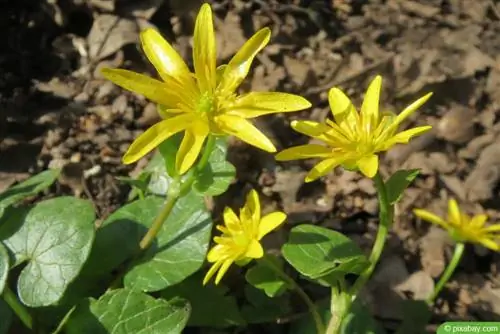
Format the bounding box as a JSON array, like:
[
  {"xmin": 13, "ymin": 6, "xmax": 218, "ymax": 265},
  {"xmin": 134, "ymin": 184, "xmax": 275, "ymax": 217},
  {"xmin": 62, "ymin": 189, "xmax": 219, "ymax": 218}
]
[
  {"xmin": 2, "ymin": 285, "xmax": 32, "ymax": 330},
  {"xmin": 349, "ymin": 172, "xmax": 392, "ymax": 298},
  {"xmin": 139, "ymin": 136, "xmax": 216, "ymax": 251},
  {"xmin": 325, "ymin": 172, "xmax": 393, "ymax": 333},
  {"xmin": 261, "ymin": 256, "xmax": 325, "ymax": 334},
  {"xmin": 426, "ymin": 242, "xmax": 465, "ymax": 305}
]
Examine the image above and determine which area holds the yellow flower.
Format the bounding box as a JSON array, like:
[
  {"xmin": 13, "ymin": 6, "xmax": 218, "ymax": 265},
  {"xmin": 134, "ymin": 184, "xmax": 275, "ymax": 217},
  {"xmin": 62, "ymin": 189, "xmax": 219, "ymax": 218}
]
[
  {"xmin": 414, "ymin": 199, "xmax": 500, "ymax": 251},
  {"xmin": 101, "ymin": 3, "xmax": 310, "ymax": 174},
  {"xmin": 203, "ymin": 189, "xmax": 286, "ymax": 285},
  {"xmin": 275, "ymin": 76, "xmax": 432, "ymax": 182}
]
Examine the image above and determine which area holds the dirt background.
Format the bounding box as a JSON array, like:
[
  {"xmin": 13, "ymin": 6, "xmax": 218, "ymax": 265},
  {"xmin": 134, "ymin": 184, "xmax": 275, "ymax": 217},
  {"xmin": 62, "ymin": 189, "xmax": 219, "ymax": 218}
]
[{"xmin": 2, "ymin": 0, "xmax": 500, "ymax": 332}]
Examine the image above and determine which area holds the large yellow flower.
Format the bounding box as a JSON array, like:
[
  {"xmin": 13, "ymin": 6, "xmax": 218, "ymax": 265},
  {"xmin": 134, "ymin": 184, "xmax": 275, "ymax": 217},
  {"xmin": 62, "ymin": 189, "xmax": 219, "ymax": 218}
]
[
  {"xmin": 203, "ymin": 189, "xmax": 286, "ymax": 285},
  {"xmin": 414, "ymin": 199, "xmax": 500, "ymax": 251},
  {"xmin": 275, "ymin": 76, "xmax": 432, "ymax": 182},
  {"xmin": 101, "ymin": 3, "xmax": 311, "ymax": 174}
]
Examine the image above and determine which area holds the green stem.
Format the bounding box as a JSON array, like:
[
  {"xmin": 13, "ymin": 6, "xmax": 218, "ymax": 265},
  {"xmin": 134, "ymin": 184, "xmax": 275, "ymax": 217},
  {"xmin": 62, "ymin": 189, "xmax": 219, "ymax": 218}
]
[
  {"xmin": 52, "ymin": 305, "xmax": 76, "ymax": 334},
  {"xmin": 326, "ymin": 279, "xmax": 348, "ymax": 334},
  {"xmin": 2, "ymin": 286, "xmax": 32, "ymax": 330},
  {"xmin": 110, "ymin": 136, "xmax": 217, "ymax": 289},
  {"xmin": 261, "ymin": 256, "xmax": 325, "ymax": 334},
  {"xmin": 139, "ymin": 136, "xmax": 216, "ymax": 251},
  {"xmin": 325, "ymin": 172, "xmax": 393, "ymax": 334},
  {"xmin": 426, "ymin": 242, "xmax": 465, "ymax": 305},
  {"xmin": 349, "ymin": 172, "xmax": 392, "ymax": 298}
]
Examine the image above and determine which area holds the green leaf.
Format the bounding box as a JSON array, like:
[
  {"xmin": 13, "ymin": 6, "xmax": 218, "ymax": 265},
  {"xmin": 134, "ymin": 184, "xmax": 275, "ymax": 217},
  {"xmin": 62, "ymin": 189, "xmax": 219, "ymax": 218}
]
[
  {"xmin": 123, "ymin": 192, "xmax": 212, "ymax": 292},
  {"xmin": 3, "ymin": 197, "xmax": 95, "ymax": 307},
  {"xmin": 242, "ymin": 285, "xmax": 292, "ymax": 324},
  {"xmin": 394, "ymin": 300, "xmax": 431, "ymax": 334},
  {"xmin": 0, "ymin": 169, "xmax": 60, "ymax": 218},
  {"xmin": 385, "ymin": 169, "xmax": 420, "ymax": 205},
  {"xmin": 340, "ymin": 300, "xmax": 386, "ymax": 334},
  {"xmin": 0, "ymin": 299, "xmax": 12, "ymax": 334},
  {"xmin": 66, "ymin": 289, "xmax": 190, "ymax": 334},
  {"xmin": 0, "ymin": 242, "xmax": 8, "ymax": 294},
  {"xmin": 161, "ymin": 272, "xmax": 245, "ymax": 327},
  {"xmin": 288, "ymin": 302, "xmax": 330, "ymax": 334},
  {"xmin": 193, "ymin": 137, "xmax": 236, "ymax": 196},
  {"xmin": 282, "ymin": 225, "xmax": 369, "ymax": 286},
  {"xmin": 246, "ymin": 255, "xmax": 290, "ymax": 297}
]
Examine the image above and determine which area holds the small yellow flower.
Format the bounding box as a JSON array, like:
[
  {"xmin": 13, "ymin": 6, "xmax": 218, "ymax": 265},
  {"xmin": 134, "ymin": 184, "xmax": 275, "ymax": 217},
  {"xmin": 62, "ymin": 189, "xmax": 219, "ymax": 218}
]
[
  {"xmin": 101, "ymin": 3, "xmax": 310, "ymax": 174},
  {"xmin": 275, "ymin": 76, "xmax": 432, "ymax": 182},
  {"xmin": 203, "ymin": 189, "xmax": 286, "ymax": 285},
  {"xmin": 414, "ymin": 199, "xmax": 500, "ymax": 251}
]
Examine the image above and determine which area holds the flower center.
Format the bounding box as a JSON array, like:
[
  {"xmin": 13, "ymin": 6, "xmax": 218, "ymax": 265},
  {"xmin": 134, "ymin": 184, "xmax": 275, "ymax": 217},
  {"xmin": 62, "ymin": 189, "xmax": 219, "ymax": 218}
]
[{"xmin": 196, "ymin": 92, "xmax": 214, "ymax": 115}]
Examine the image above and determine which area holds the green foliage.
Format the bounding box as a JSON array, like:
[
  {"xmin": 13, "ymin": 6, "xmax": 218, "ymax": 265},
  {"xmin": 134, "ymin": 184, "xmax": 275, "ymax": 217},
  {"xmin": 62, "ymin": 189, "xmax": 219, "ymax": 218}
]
[
  {"xmin": 192, "ymin": 137, "xmax": 236, "ymax": 196},
  {"xmin": 385, "ymin": 169, "xmax": 420, "ymax": 205},
  {"xmin": 241, "ymin": 285, "xmax": 292, "ymax": 324},
  {"xmin": 394, "ymin": 300, "xmax": 432, "ymax": 334},
  {"xmin": 66, "ymin": 289, "xmax": 190, "ymax": 334},
  {"xmin": 123, "ymin": 192, "xmax": 212, "ymax": 292},
  {"xmin": 0, "ymin": 169, "xmax": 60, "ymax": 218},
  {"xmin": 245, "ymin": 255, "xmax": 290, "ymax": 297},
  {"xmin": 340, "ymin": 300, "xmax": 386, "ymax": 334},
  {"xmin": 282, "ymin": 224, "xmax": 369, "ymax": 286},
  {"xmin": 0, "ymin": 243, "xmax": 8, "ymax": 294},
  {"xmin": 2, "ymin": 197, "xmax": 95, "ymax": 307},
  {"xmin": 161, "ymin": 273, "xmax": 245, "ymax": 327}
]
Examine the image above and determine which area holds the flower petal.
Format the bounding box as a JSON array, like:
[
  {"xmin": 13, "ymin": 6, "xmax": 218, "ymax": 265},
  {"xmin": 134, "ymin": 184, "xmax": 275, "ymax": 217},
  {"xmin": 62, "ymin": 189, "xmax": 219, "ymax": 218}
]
[
  {"xmin": 476, "ymin": 237, "xmax": 500, "ymax": 251},
  {"xmin": 360, "ymin": 76, "xmax": 382, "ymax": 130},
  {"xmin": 447, "ymin": 199, "xmax": 462, "ymax": 226},
  {"xmin": 394, "ymin": 92, "xmax": 433, "ymax": 127},
  {"xmin": 482, "ymin": 224, "xmax": 500, "ymax": 232},
  {"xmin": 413, "ymin": 209, "xmax": 449, "ymax": 229},
  {"xmin": 123, "ymin": 114, "xmax": 193, "ymax": 164},
  {"xmin": 383, "ymin": 126, "xmax": 432, "ymax": 148},
  {"xmin": 101, "ymin": 68, "xmax": 177, "ymax": 107},
  {"xmin": 275, "ymin": 145, "xmax": 332, "ymax": 161},
  {"xmin": 206, "ymin": 244, "xmax": 226, "ymax": 262},
  {"xmin": 230, "ymin": 92, "xmax": 311, "ymax": 118},
  {"xmin": 203, "ymin": 260, "xmax": 223, "ymax": 285},
  {"xmin": 215, "ymin": 115, "xmax": 276, "ymax": 152},
  {"xmin": 357, "ymin": 154, "xmax": 379, "ymax": 178},
  {"xmin": 291, "ymin": 120, "xmax": 331, "ymax": 138},
  {"xmin": 175, "ymin": 122, "xmax": 210, "ymax": 174},
  {"xmin": 328, "ymin": 87, "xmax": 357, "ymax": 125},
  {"xmin": 215, "ymin": 259, "xmax": 234, "ymax": 284},
  {"xmin": 305, "ymin": 157, "xmax": 345, "ymax": 182},
  {"xmin": 140, "ymin": 28, "xmax": 191, "ymax": 81},
  {"xmin": 243, "ymin": 189, "xmax": 261, "ymax": 225},
  {"xmin": 219, "ymin": 28, "xmax": 271, "ymax": 93},
  {"xmin": 244, "ymin": 240, "xmax": 264, "ymax": 259},
  {"xmin": 469, "ymin": 214, "xmax": 488, "ymax": 229},
  {"xmin": 223, "ymin": 207, "xmax": 240, "ymax": 233},
  {"xmin": 193, "ymin": 3, "xmax": 217, "ymax": 92},
  {"xmin": 258, "ymin": 212, "xmax": 286, "ymax": 239}
]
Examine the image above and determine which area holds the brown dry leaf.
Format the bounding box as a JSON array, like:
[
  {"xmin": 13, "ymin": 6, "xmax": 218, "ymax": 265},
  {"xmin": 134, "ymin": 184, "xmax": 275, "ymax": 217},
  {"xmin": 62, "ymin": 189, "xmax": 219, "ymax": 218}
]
[
  {"xmin": 395, "ymin": 270, "xmax": 434, "ymax": 300},
  {"xmin": 464, "ymin": 138, "xmax": 500, "ymax": 201},
  {"xmin": 87, "ymin": 14, "xmax": 150, "ymax": 61},
  {"xmin": 436, "ymin": 106, "xmax": 476, "ymax": 144},
  {"xmin": 419, "ymin": 226, "xmax": 450, "ymax": 278},
  {"xmin": 216, "ymin": 11, "xmax": 246, "ymax": 61}
]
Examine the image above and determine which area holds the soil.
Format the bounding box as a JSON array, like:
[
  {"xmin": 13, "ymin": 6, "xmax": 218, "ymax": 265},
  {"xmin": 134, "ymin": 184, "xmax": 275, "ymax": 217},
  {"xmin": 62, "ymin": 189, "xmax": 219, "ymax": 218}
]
[{"xmin": 2, "ymin": 0, "xmax": 500, "ymax": 332}]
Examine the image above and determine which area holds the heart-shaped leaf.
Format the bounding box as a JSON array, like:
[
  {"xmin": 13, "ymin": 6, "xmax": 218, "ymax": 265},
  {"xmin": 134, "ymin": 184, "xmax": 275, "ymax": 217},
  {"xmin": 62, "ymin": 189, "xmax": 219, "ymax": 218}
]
[
  {"xmin": 385, "ymin": 169, "xmax": 420, "ymax": 205},
  {"xmin": 0, "ymin": 169, "xmax": 60, "ymax": 218},
  {"xmin": 66, "ymin": 289, "xmax": 190, "ymax": 334},
  {"xmin": 282, "ymin": 225, "xmax": 369, "ymax": 285},
  {"xmin": 3, "ymin": 197, "xmax": 95, "ymax": 307},
  {"xmin": 124, "ymin": 192, "xmax": 212, "ymax": 291},
  {"xmin": 193, "ymin": 137, "xmax": 236, "ymax": 196},
  {"xmin": 242, "ymin": 285, "xmax": 292, "ymax": 324},
  {"xmin": 0, "ymin": 242, "xmax": 8, "ymax": 294},
  {"xmin": 161, "ymin": 273, "xmax": 245, "ymax": 327},
  {"xmin": 246, "ymin": 255, "xmax": 290, "ymax": 297}
]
